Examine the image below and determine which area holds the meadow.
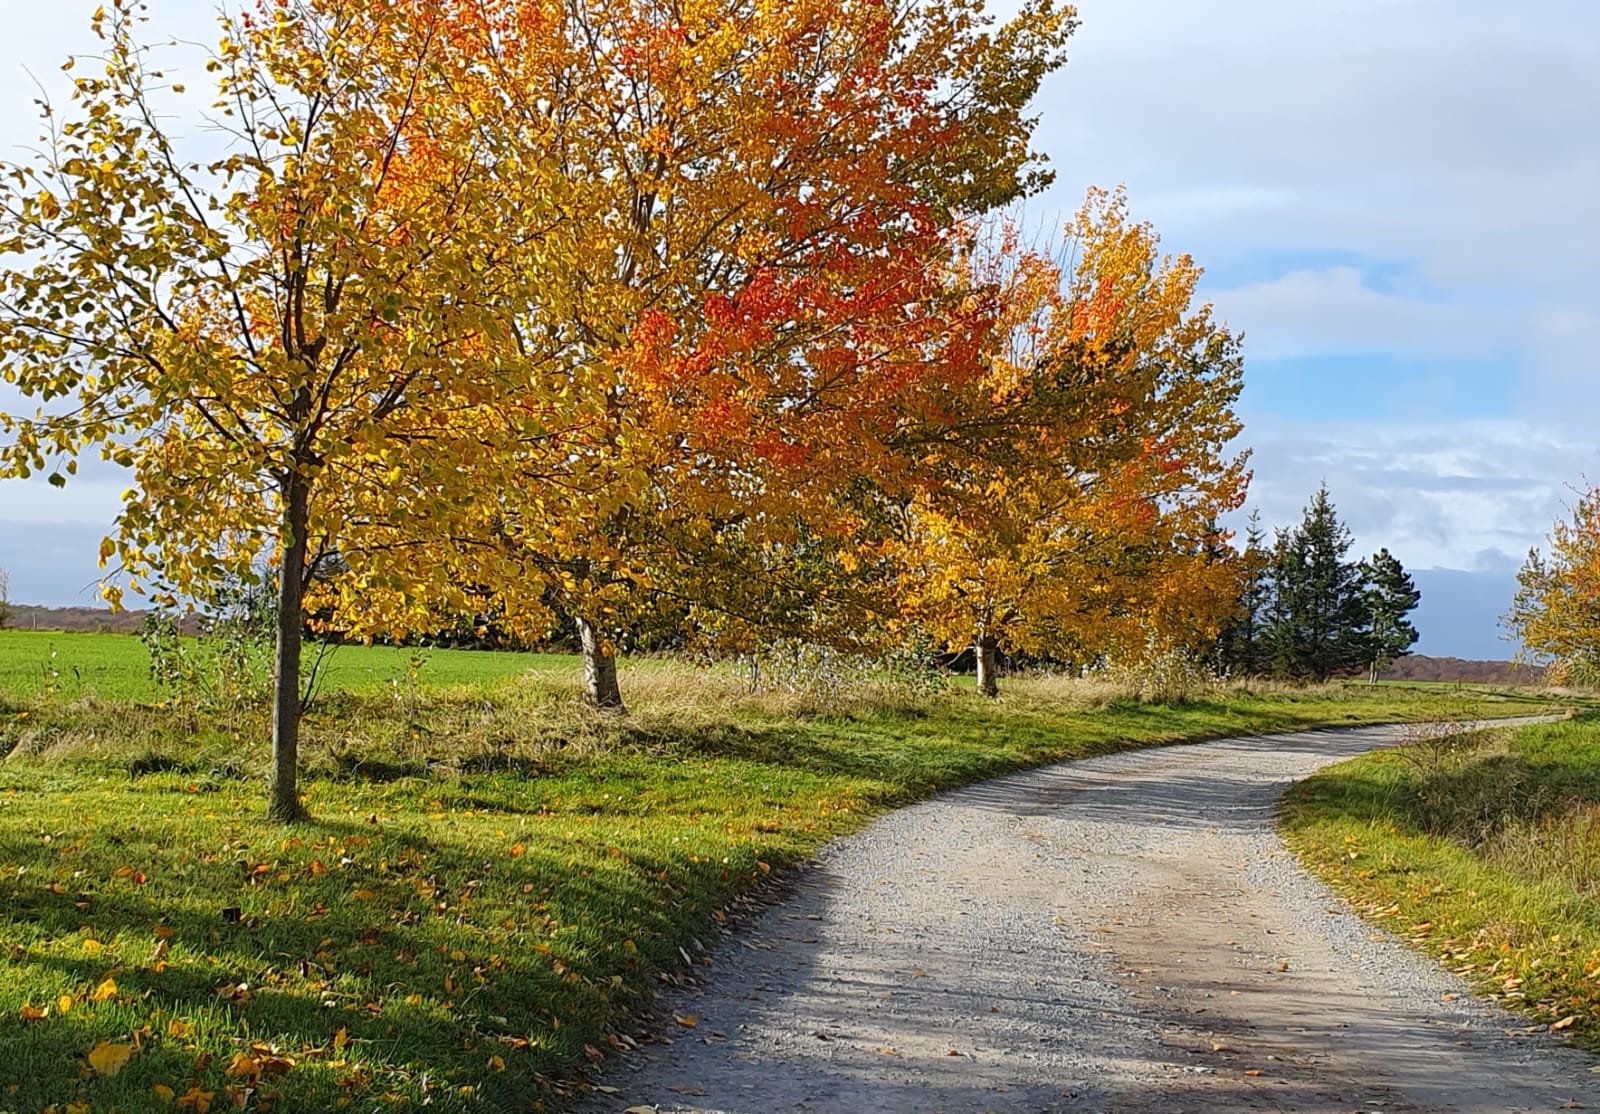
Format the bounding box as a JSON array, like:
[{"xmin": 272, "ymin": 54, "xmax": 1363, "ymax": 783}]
[
  {"xmin": 0, "ymin": 629, "xmax": 1571, "ymax": 1112},
  {"xmin": 1283, "ymin": 713, "xmax": 1600, "ymax": 1051}
]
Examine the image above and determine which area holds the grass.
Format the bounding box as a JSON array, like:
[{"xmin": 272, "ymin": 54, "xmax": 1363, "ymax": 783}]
[
  {"xmin": 1282, "ymin": 712, "xmax": 1600, "ymax": 1053},
  {"xmin": 0, "ymin": 632, "xmax": 1574, "ymax": 1113},
  {"xmin": 0, "ymin": 629, "xmax": 576, "ymax": 703}
]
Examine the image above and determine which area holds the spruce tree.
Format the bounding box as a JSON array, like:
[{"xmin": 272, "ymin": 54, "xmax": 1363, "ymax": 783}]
[
  {"xmin": 1360, "ymin": 547, "xmax": 1421, "ymax": 683},
  {"xmin": 1265, "ymin": 485, "xmax": 1371, "ymax": 681},
  {"xmin": 1216, "ymin": 510, "xmax": 1273, "ymax": 676}
]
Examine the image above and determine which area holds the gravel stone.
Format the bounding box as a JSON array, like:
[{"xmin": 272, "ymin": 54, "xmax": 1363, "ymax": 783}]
[{"xmin": 578, "ymin": 720, "xmax": 1599, "ymax": 1112}]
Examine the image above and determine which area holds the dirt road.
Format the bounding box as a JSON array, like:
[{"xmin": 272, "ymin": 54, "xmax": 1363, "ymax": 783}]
[{"xmin": 579, "ymin": 722, "xmax": 1597, "ymax": 1112}]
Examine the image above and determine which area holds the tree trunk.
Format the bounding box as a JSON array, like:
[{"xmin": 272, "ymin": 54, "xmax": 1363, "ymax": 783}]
[
  {"xmin": 576, "ymin": 615, "xmax": 625, "ymax": 712},
  {"xmin": 268, "ymin": 471, "xmax": 310, "ymax": 824},
  {"xmin": 975, "ymin": 635, "xmax": 999, "ymax": 698}
]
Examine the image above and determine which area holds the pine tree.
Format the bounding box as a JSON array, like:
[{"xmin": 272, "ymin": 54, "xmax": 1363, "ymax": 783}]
[
  {"xmin": 1216, "ymin": 510, "xmax": 1273, "ymax": 676},
  {"xmin": 1360, "ymin": 547, "xmax": 1421, "ymax": 683},
  {"xmin": 1265, "ymin": 485, "xmax": 1371, "ymax": 681}
]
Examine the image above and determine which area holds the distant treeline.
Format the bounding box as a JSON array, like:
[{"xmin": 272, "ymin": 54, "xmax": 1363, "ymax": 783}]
[{"xmin": 1378, "ymin": 655, "xmax": 1545, "ymax": 685}]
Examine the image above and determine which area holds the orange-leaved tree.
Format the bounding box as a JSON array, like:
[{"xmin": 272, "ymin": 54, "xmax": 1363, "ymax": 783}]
[
  {"xmin": 411, "ymin": 0, "xmax": 1075, "ymax": 710},
  {"xmin": 1505, "ymin": 484, "xmax": 1600, "ymax": 682},
  {"xmin": 0, "ymin": 0, "xmax": 561, "ymax": 820},
  {"xmin": 892, "ymin": 189, "xmax": 1249, "ymax": 695}
]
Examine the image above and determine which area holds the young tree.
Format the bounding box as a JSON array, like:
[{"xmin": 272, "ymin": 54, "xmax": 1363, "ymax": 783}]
[
  {"xmin": 0, "ymin": 567, "xmax": 11, "ymax": 630},
  {"xmin": 0, "ymin": 0, "xmax": 549, "ymax": 820},
  {"xmin": 891, "ymin": 191, "xmax": 1250, "ymax": 695},
  {"xmin": 1505, "ymin": 484, "xmax": 1600, "ymax": 681},
  {"xmin": 1265, "ymin": 485, "xmax": 1370, "ymax": 682},
  {"xmin": 1215, "ymin": 509, "xmax": 1273, "ymax": 676},
  {"xmin": 1360, "ymin": 547, "xmax": 1420, "ymax": 683}
]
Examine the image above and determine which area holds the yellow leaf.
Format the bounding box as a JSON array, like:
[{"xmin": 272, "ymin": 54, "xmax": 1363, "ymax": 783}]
[
  {"xmin": 82, "ymin": 938, "xmax": 103, "ymax": 955},
  {"xmin": 87, "ymin": 1040, "xmax": 135, "ymax": 1076},
  {"xmin": 58, "ymin": 994, "xmax": 74, "ymax": 1014},
  {"xmin": 332, "ymin": 1026, "xmax": 348, "ymax": 1052},
  {"xmin": 672, "ymin": 1013, "xmax": 697, "ymax": 1028},
  {"xmin": 152, "ymin": 1083, "xmax": 176, "ymax": 1102},
  {"xmin": 487, "ymin": 1054, "xmax": 505, "ymax": 1071},
  {"xmin": 91, "ymin": 977, "xmax": 118, "ymax": 1002},
  {"xmin": 351, "ymin": 888, "xmax": 376, "ymax": 901},
  {"xmin": 18, "ymin": 1003, "xmax": 48, "ymax": 1020}
]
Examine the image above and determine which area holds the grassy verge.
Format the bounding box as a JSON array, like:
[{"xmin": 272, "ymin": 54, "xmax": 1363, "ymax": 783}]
[
  {"xmin": 0, "ymin": 637, "xmax": 1571, "ymax": 1113},
  {"xmin": 1282, "ymin": 713, "xmax": 1600, "ymax": 1053}
]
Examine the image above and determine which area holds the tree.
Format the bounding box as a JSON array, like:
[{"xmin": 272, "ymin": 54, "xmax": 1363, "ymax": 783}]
[
  {"xmin": 0, "ymin": 0, "xmax": 547, "ymax": 820},
  {"xmin": 1359, "ymin": 547, "xmax": 1420, "ymax": 683},
  {"xmin": 0, "ymin": 567, "xmax": 10, "ymax": 630},
  {"xmin": 413, "ymin": 0, "xmax": 1076, "ymax": 709},
  {"xmin": 891, "ymin": 191, "xmax": 1250, "ymax": 695},
  {"xmin": 1505, "ymin": 484, "xmax": 1600, "ymax": 682},
  {"xmin": 1215, "ymin": 509, "xmax": 1273, "ymax": 677},
  {"xmin": 1264, "ymin": 485, "xmax": 1370, "ymax": 682}
]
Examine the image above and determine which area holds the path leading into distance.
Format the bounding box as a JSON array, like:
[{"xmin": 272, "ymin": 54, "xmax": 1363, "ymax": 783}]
[{"xmin": 579, "ymin": 720, "xmax": 1598, "ymax": 1113}]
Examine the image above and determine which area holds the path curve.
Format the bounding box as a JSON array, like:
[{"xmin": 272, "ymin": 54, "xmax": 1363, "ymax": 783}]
[{"xmin": 579, "ymin": 721, "xmax": 1598, "ymax": 1113}]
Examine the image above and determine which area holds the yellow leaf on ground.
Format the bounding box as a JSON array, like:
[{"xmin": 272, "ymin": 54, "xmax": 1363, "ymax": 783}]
[
  {"xmin": 58, "ymin": 994, "xmax": 73, "ymax": 1014},
  {"xmin": 18, "ymin": 1003, "xmax": 47, "ymax": 1020},
  {"xmin": 672, "ymin": 1013, "xmax": 697, "ymax": 1027},
  {"xmin": 91, "ymin": 977, "xmax": 118, "ymax": 1001},
  {"xmin": 87, "ymin": 1040, "xmax": 135, "ymax": 1076},
  {"xmin": 152, "ymin": 1083, "xmax": 176, "ymax": 1101}
]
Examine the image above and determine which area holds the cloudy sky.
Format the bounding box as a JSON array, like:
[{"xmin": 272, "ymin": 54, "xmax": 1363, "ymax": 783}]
[{"xmin": 0, "ymin": 0, "xmax": 1596, "ymax": 657}]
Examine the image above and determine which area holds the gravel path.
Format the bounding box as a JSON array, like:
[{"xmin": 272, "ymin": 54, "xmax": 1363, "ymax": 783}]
[{"xmin": 578, "ymin": 721, "xmax": 1599, "ymax": 1113}]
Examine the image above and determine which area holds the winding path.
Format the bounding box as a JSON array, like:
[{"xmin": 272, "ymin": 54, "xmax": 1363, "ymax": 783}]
[{"xmin": 580, "ymin": 721, "xmax": 1598, "ymax": 1112}]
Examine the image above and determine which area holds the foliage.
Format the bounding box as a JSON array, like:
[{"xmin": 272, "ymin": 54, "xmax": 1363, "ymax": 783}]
[
  {"xmin": 1506, "ymin": 484, "xmax": 1600, "ymax": 680},
  {"xmin": 1361, "ymin": 547, "xmax": 1421, "ymax": 681},
  {"xmin": 890, "ymin": 191, "xmax": 1249, "ymax": 694},
  {"xmin": 413, "ymin": 0, "xmax": 1077, "ymax": 710},
  {"xmin": 1282, "ymin": 713, "xmax": 1600, "ymax": 1052}
]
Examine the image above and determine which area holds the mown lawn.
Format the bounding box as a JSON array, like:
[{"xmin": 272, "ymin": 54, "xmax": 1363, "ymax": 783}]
[
  {"xmin": 1283, "ymin": 713, "xmax": 1600, "ymax": 1052},
  {"xmin": 0, "ymin": 635, "xmax": 1572, "ymax": 1112}
]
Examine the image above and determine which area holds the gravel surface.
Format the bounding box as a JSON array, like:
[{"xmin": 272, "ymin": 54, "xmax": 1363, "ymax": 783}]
[{"xmin": 578, "ymin": 721, "xmax": 1600, "ymax": 1113}]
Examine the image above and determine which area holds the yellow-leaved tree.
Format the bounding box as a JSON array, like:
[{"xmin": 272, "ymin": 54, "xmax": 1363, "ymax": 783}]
[
  {"xmin": 0, "ymin": 0, "xmax": 564, "ymax": 820},
  {"xmin": 892, "ymin": 190, "xmax": 1249, "ymax": 694},
  {"xmin": 408, "ymin": 0, "xmax": 1075, "ymax": 710},
  {"xmin": 1505, "ymin": 484, "xmax": 1600, "ymax": 683}
]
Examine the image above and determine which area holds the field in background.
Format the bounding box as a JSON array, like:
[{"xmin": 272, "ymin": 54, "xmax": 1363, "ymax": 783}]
[
  {"xmin": 1283, "ymin": 714, "xmax": 1600, "ymax": 1053},
  {"xmin": 0, "ymin": 630, "xmax": 1577, "ymax": 1112}
]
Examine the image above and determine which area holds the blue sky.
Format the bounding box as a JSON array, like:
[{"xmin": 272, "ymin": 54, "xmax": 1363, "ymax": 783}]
[{"xmin": 1, "ymin": 0, "xmax": 1597, "ymax": 658}]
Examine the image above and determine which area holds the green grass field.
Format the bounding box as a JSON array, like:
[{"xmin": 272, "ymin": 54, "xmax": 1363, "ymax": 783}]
[
  {"xmin": 1283, "ymin": 713, "xmax": 1600, "ymax": 1052},
  {"xmin": 0, "ymin": 630, "xmax": 1575, "ymax": 1112},
  {"xmin": 0, "ymin": 629, "xmax": 574, "ymax": 703}
]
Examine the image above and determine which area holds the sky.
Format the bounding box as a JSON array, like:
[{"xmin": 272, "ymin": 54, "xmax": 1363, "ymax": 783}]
[{"xmin": 0, "ymin": 0, "xmax": 1596, "ymax": 658}]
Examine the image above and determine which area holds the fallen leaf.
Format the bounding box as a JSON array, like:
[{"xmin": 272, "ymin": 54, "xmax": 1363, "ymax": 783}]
[
  {"xmin": 351, "ymin": 889, "xmax": 376, "ymax": 902},
  {"xmin": 87, "ymin": 1040, "xmax": 135, "ymax": 1076},
  {"xmin": 91, "ymin": 977, "xmax": 118, "ymax": 1002},
  {"xmin": 594, "ymin": 1085, "xmax": 621, "ymax": 1095},
  {"xmin": 672, "ymin": 1013, "xmax": 697, "ymax": 1028},
  {"xmin": 152, "ymin": 1083, "xmax": 176, "ymax": 1101},
  {"xmin": 18, "ymin": 1003, "xmax": 47, "ymax": 1020},
  {"xmin": 1243, "ymin": 1069, "xmax": 1263, "ymax": 1077},
  {"xmin": 1552, "ymin": 1015, "xmax": 1580, "ymax": 1031},
  {"xmin": 624, "ymin": 1107, "xmax": 656, "ymax": 1114},
  {"xmin": 58, "ymin": 994, "xmax": 73, "ymax": 1014}
]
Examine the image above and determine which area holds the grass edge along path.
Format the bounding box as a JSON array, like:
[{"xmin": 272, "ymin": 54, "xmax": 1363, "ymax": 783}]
[
  {"xmin": 0, "ymin": 680, "xmax": 1570, "ymax": 1114},
  {"xmin": 1282, "ymin": 712, "xmax": 1600, "ymax": 1057}
]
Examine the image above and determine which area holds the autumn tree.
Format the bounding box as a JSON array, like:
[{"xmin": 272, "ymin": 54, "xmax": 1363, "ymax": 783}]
[
  {"xmin": 1359, "ymin": 547, "xmax": 1419, "ymax": 683},
  {"xmin": 1505, "ymin": 484, "xmax": 1600, "ymax": 682},
  {"xmin": 891, "ymin": 190, "xmax": 1250, "ymax": 695},
  {"xmin": 411, "ymin": 0, "xmax": 1075, "ymax": 710},
  {"xmin": 0, "ymin": 0, "xmax": 550, "ymax": 820}
]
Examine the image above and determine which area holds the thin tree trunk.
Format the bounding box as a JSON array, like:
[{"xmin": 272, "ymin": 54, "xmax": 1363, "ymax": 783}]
[
  {"xmin": 975, "ymin": 634, "xmax": 999, "ymax": 698},
  {"xmin": 576, "ymin": 615, "xmax": 625, "ymax": 712},
  {"xmin": 268, "ymin": 470, "xmax": 310, "ymax": 824}
]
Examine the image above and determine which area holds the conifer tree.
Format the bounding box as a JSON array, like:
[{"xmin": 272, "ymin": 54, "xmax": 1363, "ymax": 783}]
[
  {"xmin": 1360, "ymin": 547, "xmax": 1421, "ymax": 683},
  {"xmin": 1216, "ymin": 509, "xmax": 1272, "ymax": 676},
  {"xmin": 1265, "ymin": 485, "xmax": 1370, "ymax": 681}
]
